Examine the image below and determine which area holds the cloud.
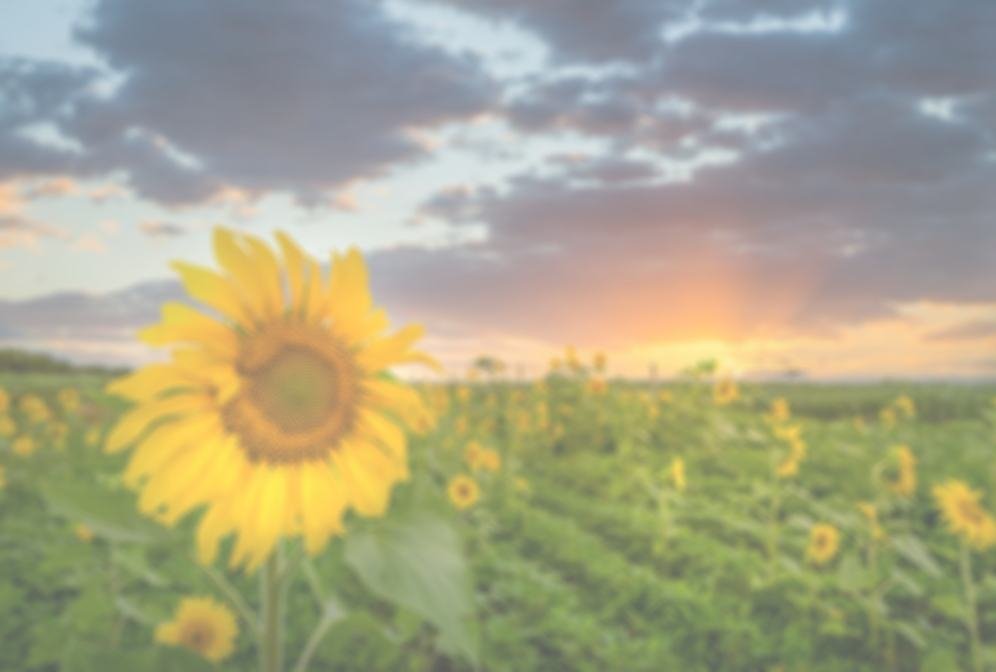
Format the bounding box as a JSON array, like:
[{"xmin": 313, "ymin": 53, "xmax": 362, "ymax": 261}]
[
  {"xmin": 138, "ymin": 220, "xmax": 186, "ymax": 238},
  {"xmin": 926, "ymin": 320, "xmax": 996, "ymax": 342},
  {"xmin": 34, "ymin": 0, "xmax": 496, "ymax": 206}
]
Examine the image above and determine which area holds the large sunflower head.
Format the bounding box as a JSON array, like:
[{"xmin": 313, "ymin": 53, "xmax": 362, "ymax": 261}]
[
  {"xmin": 155, "ymin": 596, "xmax": 237, "ymax": 663},
  {"xmin": 933, "ymin": 480, "xmax": 996, "ymax": 550},
  {"xmin": 106, "ymin": 228, "xmax": 435, "ymax": 570}
]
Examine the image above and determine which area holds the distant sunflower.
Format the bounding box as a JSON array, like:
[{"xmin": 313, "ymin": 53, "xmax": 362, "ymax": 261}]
[
  {"xmin": 476, "ymin": 447, "xmax": 501, "ymax": 472},
  {"xmin": 933, "ymin": 480, "xmax": 996, "ymax": 550},
  {"xmin": 887, "ymin": 445, "xmax": 916, "ymax": 497},
  {"xmin": 448, "ymin": 474, "xmax": 480, "ymax": 510},
  {"xmin": 12, "ymin": 435, "xmax": 35, "ymax": 457},
  {"xmin": 0, "ymin": 414, "xmax": 15, "ymax": 438},
  {"xmin": 857, "ymin": 502, "xmax": 885, "ymax": 540},
  {"xmin": 74, "ymin": 523, "xmax": 94, "ymax": 543},
  {"xmin": 807, "ymin": 523, "xmax": 840, "ymax": 565},
  {"xmin": 767, "ymin": 397, "xmax": 791, "ymax": 424},
  {"xmin": 19, "ymin": 395, "xmax": 50, "ymax": 424},
  {"xmin": 713, "ymin": 378, "xmax": 739, "ymax": 406},
  {"xmin": 106, "ymin": 228, "xmax": 434, "ymax": 570},
  {"xmin": 57, "ymin": 388, "xmax": 81, "ymax": 414},
  {"xmin": 464, "ymin": 441, "xmax": 484, "ymax": 468},
  {"xmin": 155, "ymin": 596, "xmax": 237, "ymax": 663},
  {"xmin": 668, "ymin": 457, "xmax": 686, "ymax": 492}
]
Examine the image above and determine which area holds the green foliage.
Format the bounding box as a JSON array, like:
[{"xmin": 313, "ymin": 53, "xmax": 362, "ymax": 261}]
[{"xmin": 1, "ymin": 372, "xmax": 995, "ymax": 670}]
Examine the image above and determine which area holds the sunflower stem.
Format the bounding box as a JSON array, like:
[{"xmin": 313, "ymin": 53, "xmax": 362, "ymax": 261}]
[
  {"xmin": 959, "ymin": 541, "xmax": 983, "ymax": 672},
  {"xmin": 201, "ymin": 563, "xmax": 258, "ymax": 637},
  {"xmin": 260, "ymin": 551, "xmax": 284, "ymax": 672}
]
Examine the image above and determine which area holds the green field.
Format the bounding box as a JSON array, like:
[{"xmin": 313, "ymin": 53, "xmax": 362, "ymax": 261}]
[{"xmin": 1, "ymin": 366, "xmax": 995, "ymax": 671}]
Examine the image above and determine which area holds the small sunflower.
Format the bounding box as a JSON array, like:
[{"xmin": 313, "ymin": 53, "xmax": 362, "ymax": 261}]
[
  {"xmin": 767, "ymin": 397, "xmax": 791, "ymax": 424},
  {"xmin": 879, "ymin": 407, "xmax": 897, "ymax": 428},
  {"xmin": 933, "ymin": 480, "xmax": 996, "ymax": 550},
  {"xmin": 106, "ymin": 228, "xmax": 434, "ymax": 570},
  {"xmin": 476, "ymin": 448, "xmax": 501, "ymax": 472},
  {"xmin": 892, "ymin": 394, "xmax": 916, "ymax": 419},
  {"xmin": 57, "ymin": 388, "xmax": 81, "ymax": 414},
  {"xmin": 886, "ymin": 444, "xmax": 916, "ymax": 497},
  {"xmin": 857, "ymin": 502, "xmax": 885, "ymax": 540},
  {"xmin": 156, "ymin": 596, "xmax": 237, "ymax": 663},
  {"xmin": 587, "ymin": 377, "xmax": 607, "ymax": 395},
  {"xmin": 74, "ymin": 523, "xmax": 95, "ymax": 543},
  {"xmin": 448, "ymin": 474, "xmax": 480, "ymax": 510},
  {"xmin": 0, "ymin": 414, "xmax": 15, "ymax": 438},
  {"xmin": 713, "ymin": 378, "xmax": 739, "ymax": 406},
  {"xmin": 807, "ymin": 523, "xmax": 840, "ymax": 565},
  {"xmin": 668, "ymin": 457, "xmax": 686, "ymax": 492},
  {"xmin": 19, "ymin": 395, "xmax": 51, "ymax": 424},
  {"xmin": 12, "ymin": 435, "xmax": 35, "ymax": 457},
  {"xmin": 464, "ymin": 441, "xmax": 484, "ymax": 468}
]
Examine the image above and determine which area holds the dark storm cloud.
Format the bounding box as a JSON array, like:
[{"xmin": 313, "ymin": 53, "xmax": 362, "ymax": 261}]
[
  {"xmin": 0, "ymin": 59, "xmax": 98, "ymax": 180},
  {"xmin": 63, "ymin": 0, "xmax": 495, "ymax": 205},
  {"xmin": 2, "ymin": 0, "xmax": 495, "ymax": 206}
]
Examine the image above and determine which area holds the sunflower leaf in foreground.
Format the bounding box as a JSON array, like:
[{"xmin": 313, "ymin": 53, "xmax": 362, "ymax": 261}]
[{"xmin": 344, "ymin": 509, "xmax": 479, "ymax": 665}]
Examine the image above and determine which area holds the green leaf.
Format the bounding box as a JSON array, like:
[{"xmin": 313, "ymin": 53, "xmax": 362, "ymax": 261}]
[
  {"xmin": 836, "ymin": 553, "xmax": 868, "ymax": 592},
  {"xmin": 41, "ymin": 478, "xmax": 166, "ymax": 544},
  {"xmin": 891, "ymin": 534, "xmax": 942, "ymax": 577},
  {"xmin": 344, "ymin": 510, "xmax": 479, "ymax": 665}
]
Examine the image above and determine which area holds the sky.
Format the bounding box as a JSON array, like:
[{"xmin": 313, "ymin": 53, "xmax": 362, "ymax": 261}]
[{"xmin": 1, "ymin": 0, "xmax": 994, "ymax": 379}]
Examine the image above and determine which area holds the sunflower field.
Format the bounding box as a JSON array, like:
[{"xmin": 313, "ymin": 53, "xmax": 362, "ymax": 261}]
[{"xmin": 1, "ymin": 231, "xmax": 995, "ymax": 672}]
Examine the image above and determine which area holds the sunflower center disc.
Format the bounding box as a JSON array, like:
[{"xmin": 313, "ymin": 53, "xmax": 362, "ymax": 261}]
[
  {"xmin": 223, "ymin": 324, "xmax": 358, "ymax": 464},
  {"xmin": 181, "ymin": 621, "xmax": 213, "ymax": 653},
  {"xmin": 250, "ymin": 347, "xmax": 338, "ymax": 432}
]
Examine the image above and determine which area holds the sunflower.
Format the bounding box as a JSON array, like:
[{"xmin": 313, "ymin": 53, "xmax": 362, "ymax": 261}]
[
  {"xmin": 587, "ymin": 377, "xmax": 607, "ymax": 395},
  {"xmin": 807, "ymin": 523, "xmax": 840, "ymax": 565},
  {"xmin": 892, "ymin": 394, "xmax": 916, "ymax": 419},
  {"xmin": 668, "ymin": 457, "xmax": 686, "ymax": 492},
  {"xmin": 713, "ymin": 378, "xmax": 739, "ymax": 406},
  {"xmin": 857, "ymin": 502, "xmax": 885, "ymax": 540},
  {"xmin": 933, "ymin": 480, "xmax": 996, "ymax": 550},
  {"xmin": 156, "ymin": 596, "xmax": 237, "ymax": 663},
  {"xmin": 12, "ymin": 435, "xmax": 35, "ymax": 457},
  {"xmin": 767, "ymin": 397, "xmax": 791, "ymax": 424},
  {"xmin": 476, "ymin": 447, "xmax": 501, "ymax": 472},
  {"xmin": 74, "ymin": 523, "xmax": 95, "ymax": 543},
  {"xmin": 464, "ymin": 441, "xmax": 484, "ymax": 468},
  {"xmin": 448, "ymin": 474, "xmax": 480, "ymax": 510},
  {"xmin": 886, "ymin": 444, "xmax": 916, "ymax": 497},
  {"xmin": 105, "ymin": 228, "xmax": 433, "ymax": 570},
  {"xmin": 19, "ymin": 395, "xmax": 51, "ymax": 424},
  {"xmin": 57, "ymin": 388, "xmax": 81, "ymax": 414},
  {"xmin": 0, "ymin": 414, "xmax": 15, "ymax": 438}
]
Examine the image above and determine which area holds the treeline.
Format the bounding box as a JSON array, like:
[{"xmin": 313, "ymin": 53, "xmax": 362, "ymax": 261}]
[{"xmin": 0, "ymin": 348, "xmax": 128, "ymax": 375}]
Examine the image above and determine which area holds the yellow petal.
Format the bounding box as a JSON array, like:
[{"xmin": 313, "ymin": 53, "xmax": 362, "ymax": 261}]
[
  {"xmin": 106, "ymin": 393, "xmax": 210, "ymax": 453},
  {"xmin": 140, "ymin": 302, "xmax": 238, "ymax": 358},
  {"xmin": 172, "ymin": 261, "xmax": 252, "ymax": 327}
]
